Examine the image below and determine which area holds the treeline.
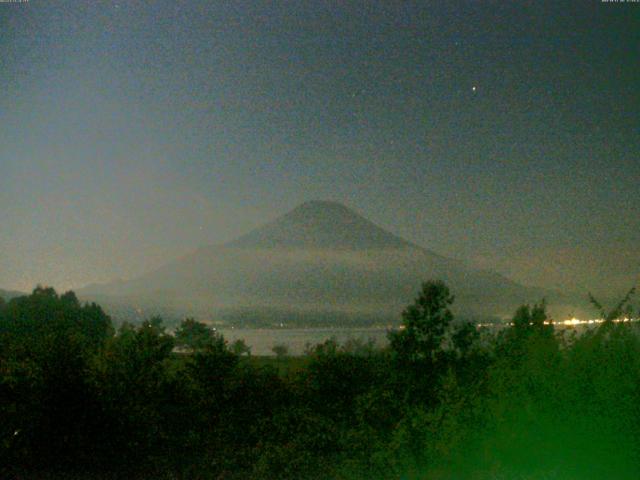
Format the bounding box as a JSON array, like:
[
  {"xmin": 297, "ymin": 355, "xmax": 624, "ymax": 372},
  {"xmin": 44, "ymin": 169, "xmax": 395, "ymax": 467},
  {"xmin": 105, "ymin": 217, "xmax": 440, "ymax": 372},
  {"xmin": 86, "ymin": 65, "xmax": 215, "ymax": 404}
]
[{"xmin": 1, "ymin": 283, "xmax": 639, "ymax": 479}]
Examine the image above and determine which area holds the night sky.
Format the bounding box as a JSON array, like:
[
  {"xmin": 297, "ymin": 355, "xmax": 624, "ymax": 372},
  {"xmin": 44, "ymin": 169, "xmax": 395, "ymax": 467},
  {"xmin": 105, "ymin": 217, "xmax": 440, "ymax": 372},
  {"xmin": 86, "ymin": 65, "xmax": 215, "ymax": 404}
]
[{"xmin": 1, "ymin": 1, "xmax": 638, "ymax": 297}]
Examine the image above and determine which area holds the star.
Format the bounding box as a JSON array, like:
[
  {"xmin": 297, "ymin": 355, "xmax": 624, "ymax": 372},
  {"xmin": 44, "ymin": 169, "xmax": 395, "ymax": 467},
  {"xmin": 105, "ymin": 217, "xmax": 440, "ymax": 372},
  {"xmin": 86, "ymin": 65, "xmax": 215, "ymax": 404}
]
[{"xmin": 472, "ymin": 86, "xmax": 477, "ymax": 92}]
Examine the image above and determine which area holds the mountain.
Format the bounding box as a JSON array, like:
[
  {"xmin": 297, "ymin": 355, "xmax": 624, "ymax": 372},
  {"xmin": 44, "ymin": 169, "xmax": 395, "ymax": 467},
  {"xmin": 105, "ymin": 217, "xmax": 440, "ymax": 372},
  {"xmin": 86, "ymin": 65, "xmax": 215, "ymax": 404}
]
[
  {"xmin": 80, "ymin": 201, "xmax": 580, "ymax": 324},
  {"xmin": 0, "ymin": 288, "xmax": 25, "ymax": 301},
  {"xmin": 227, "ymin": 201, "xmax": 414, "ymax": 250}
]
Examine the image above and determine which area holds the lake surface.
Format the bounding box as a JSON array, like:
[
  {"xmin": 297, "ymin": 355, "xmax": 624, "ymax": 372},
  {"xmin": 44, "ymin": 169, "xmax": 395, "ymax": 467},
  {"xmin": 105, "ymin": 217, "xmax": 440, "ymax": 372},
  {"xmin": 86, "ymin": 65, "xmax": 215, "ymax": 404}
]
[
  {"xmin": 214, "ymin": 320, "xmax": 632, "ymax": 356},
  {"xmin": 215, "ymin": 327, "xmax": 391, "ymax": 356}
]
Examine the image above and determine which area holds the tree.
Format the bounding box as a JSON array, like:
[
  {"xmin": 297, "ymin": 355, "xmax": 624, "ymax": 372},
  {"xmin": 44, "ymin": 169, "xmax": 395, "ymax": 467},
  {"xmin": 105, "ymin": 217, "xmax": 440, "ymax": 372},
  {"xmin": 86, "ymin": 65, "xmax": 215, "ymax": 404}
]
[
  {"xmin": 388, "ymin": 280, "xmax": 455, "ymax": 364},
  {"xmin": 89, "ymin": 317, "xmax": 175, "ymax": 468},
  {"xmin": 511, "ymin": 301, "xmax": 551, "ymax": 336},
  {"xmin": 231, "ymin": 338, "xmax": 252, "ymax": 356},
  {"xmin": 0, "ymin": 286, "xmax": 113, "ymax": 351},
  {"xmin": 589, "ymin": 287, "xmax": 636, "ymax": 323},
  {"xmin": 451, "ymin": 322, "xmax": 479, "ymax": 357},
  {"xmin": 0, "ymin": 287, "xmax": 113, "ymax": 472},
  {"xmin": 342, "ymin": 337, "xmax": 377, "ymax": 356},
  {"xmin": 496, "ymin": 301, "xmax": 555, "ymax": 368},
  {"xmin": 174, "ymin": 318, "xmax": 216, "ymax": 351},
  {"xmin": 272, "ymin": 343, "xmax": 289, "ymax": 360}
]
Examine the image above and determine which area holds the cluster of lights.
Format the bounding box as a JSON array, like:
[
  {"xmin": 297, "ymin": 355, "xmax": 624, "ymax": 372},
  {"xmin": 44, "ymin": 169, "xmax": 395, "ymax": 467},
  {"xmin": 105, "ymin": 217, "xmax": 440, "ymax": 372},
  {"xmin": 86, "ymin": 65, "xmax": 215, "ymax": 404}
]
[
  {"xmin": 550, "ymin": 317, "xmax": 637, "ymax": 327},
  {"xmin": 476, "ymin": 317, "xmax": 638, "ymax": 328}
]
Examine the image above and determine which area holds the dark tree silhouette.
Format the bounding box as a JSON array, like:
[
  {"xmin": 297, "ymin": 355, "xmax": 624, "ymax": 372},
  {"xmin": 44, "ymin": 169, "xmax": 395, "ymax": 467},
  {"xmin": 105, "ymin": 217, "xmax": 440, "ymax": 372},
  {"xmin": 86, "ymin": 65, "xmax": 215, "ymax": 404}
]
[
  {"xmin": 174, "ymin": 317, "xmax": 217, "ymax": 350},
  {"xmin": 272, "ymin": 343, "xmax": 289, "ymax": 359},
  {"xmin": 388, "ymin": 280, "xmax": 454, "ymax": 364},
  {"xmin": 589, "ymin": 287, "xmax": 636, "ymax": 323},
  {"xmin": 231, "ymin": 338, "xmax": 252, "ymax": 356}
]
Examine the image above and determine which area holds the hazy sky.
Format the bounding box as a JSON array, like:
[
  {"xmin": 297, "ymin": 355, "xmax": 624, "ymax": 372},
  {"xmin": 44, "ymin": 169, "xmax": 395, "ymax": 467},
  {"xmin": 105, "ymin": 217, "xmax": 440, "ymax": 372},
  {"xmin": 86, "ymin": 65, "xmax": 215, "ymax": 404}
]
[{"xmin": 1, "ymin": 1, "xmax": 638, "ymax": 296}]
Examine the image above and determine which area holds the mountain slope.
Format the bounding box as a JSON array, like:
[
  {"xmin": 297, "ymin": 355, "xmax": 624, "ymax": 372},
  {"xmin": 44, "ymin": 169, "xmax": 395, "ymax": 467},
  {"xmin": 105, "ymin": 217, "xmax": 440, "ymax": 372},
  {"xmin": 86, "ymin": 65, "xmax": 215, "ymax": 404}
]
[
  {"xmin": 80, "ymin": 201, "xmax": 574, "ymax": 322},
  {"xmin": 227, "ymin": 200, "xmax": 415, "ymax": 250},
  {"xmin": 0, "ymin": 288, "xmax": 25, "ymax": 301}
]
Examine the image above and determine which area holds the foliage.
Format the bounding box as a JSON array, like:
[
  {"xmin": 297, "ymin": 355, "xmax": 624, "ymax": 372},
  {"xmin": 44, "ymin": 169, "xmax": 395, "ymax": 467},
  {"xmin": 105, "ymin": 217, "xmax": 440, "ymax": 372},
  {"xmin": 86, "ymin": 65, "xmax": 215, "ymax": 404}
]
[
  {"xmin": 589, "ymin": 286, "xmax": 636, "ymax": 322},
  {"xmin": 231, "ymin": 338, "xmax": 252, "ymax": 356},
  {"xmin": 2, "ymin": 282, "xmax": 640, "ymax": 479},
  {"xmin": 174, "ymin": 317, "xmax": 217, "ymax": 350},
  {"xmin": 271, "ymin": 343, "xmax": 289, "ymax": 359},
  {"xmin": 388, "ymin": 280, "xmax": 454, "ymax": 364},
  {"xmin": 0, "ymin": 287, "xmax": 113, "ymax": 474}
]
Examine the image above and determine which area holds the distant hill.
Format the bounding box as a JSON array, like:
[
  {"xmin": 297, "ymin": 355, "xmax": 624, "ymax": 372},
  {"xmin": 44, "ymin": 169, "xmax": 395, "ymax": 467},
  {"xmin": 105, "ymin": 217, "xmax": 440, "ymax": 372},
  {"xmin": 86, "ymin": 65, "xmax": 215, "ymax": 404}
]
[
  {"xmin": 80, "ymin": 201, "xmax": 584, "ymax": 324},
  {"xmin": 0, "ymin": 288, "xmax": 25, "ymax": 301}
]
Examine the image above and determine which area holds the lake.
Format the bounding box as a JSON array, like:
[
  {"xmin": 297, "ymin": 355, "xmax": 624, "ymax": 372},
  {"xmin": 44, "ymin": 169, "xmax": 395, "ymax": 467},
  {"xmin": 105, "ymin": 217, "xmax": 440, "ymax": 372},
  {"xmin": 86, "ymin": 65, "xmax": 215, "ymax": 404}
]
[{"xmin": 215, "ymin": 327, "xmax": 391, "ymax": 356}]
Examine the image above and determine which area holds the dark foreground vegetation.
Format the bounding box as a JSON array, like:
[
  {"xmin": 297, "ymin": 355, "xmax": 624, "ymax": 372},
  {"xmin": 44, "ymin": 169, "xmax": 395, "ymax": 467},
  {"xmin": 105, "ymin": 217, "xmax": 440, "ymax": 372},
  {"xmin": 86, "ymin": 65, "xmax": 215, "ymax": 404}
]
[{"xmin": 1, "ymin": 283, "xmax": 639, "ymax": 479}]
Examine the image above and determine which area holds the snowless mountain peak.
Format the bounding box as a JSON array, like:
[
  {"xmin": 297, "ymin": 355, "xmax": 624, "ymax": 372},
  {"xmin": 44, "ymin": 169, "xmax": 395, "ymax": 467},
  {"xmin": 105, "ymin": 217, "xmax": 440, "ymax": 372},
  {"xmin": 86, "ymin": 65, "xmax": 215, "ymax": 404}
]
[{"xmin": 226, "ymin": 201, "xmax": 413, "ymax": 250}]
